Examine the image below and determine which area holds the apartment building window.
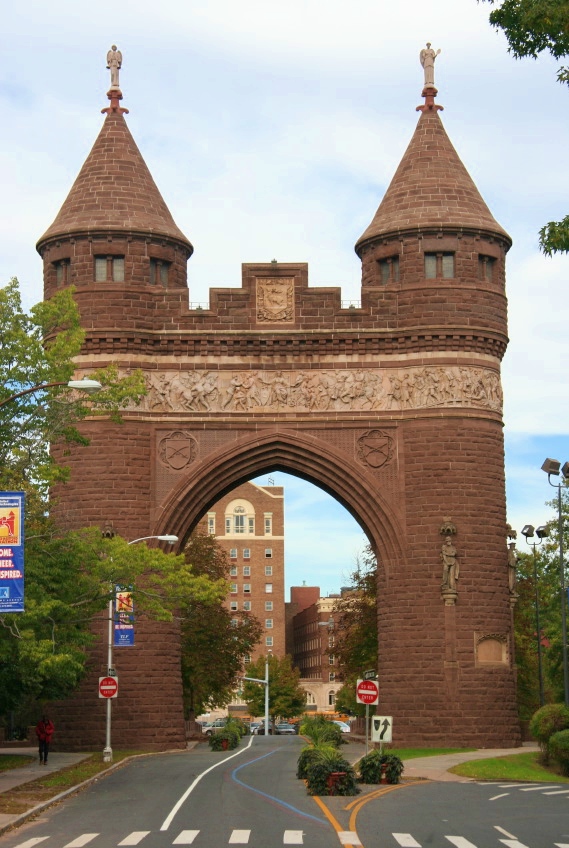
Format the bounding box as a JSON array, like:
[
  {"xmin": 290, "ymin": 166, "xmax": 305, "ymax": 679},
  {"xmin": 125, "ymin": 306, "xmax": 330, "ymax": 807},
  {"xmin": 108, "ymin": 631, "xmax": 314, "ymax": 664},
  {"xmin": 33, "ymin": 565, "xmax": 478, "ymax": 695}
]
[
  {"xmin": 231, "ymin": 618, "xmax": 238, "ymax": 627},
  {"xmin": 207, "ymin": 514, "xmax": 215, "ymax": 535},
  {"xmin": 478, "ymin": 255, "xmax": 496, "ymax": 282},
  {"xmin": 230, "ymin": 549, "xmax": 237, "ymax": 559},
  {"xmin": 54, "ymin": 259, "xmax": 70, "ymax": 286},
  {"xmin": 265, "ymin": 601, "xmax": 273, "ymax": 611},
  {"xmin": 243, "ymin": 583, "xmax": 251, "ymax": 594},
  {"xmin": 378, "ymin": 255, "xmax": 400, "ymax": 284},
  {"xmin": 329, "ymin": 672, "xmax": 336, "ymax": 682},
  {"xmin": 243, "ymin": 600, "xmax": 251, "ymax": 611},
  {"xmin": 329, "ymin": 655, "xmax": 335, "ymax": 665},
  {"xmin": 94, "ymin": 255, "xmax": 124, "ymax": 282},
  {"xmin": 234, "ymin": 514, "xmax": 245, "ymax": 534},
  {"xmin": 226, "ymin": 517, "xmax": 231, "ymax": 534},
  {"xmin": 424, "ymin": 252, "xmax": 455, "ymax": 279},
  {"xmin": 265, "ymin": 619, "xmax": 273, "ymax": 629},
  {"xmin": 244, "ymin": 654, "xmax": 251, "ymax": 664},
  {"xmin": 230, "ymin": 601, "xmax": 238, "ymax": 611},
  {"xmin": 266, "ymin": 636, "xmax": 273, "ymax": 647},
  {"xmin": 328, "ymin": 691, "xmax": 336, "ymax": 706},
  {"xmin": 243, "ymin": 548, "xmax": 251, "ymax": 559},
  {"xmin": 230, "ymin": 566, "xmax": 238, "ymax": 577},
  {"xmin": 265, "ymin": 583, "xmax": 273, "ymax": 593},
  {"xmin": 264, "ymin": 514, "xmax": 272, "ymax": 535},
  {"xmin": 265, "ymin": 548, "xmax": 272, "ymax": 558},
  {"xmin": 243, "ymin": 566, "xmax": 251, "ymax": 577},
  {"xmin": 149, "ymin": 258, "xmax": 170, "ymax": 285},
  {"xmin": 248, "ymin": 517, "xmax": 254, "ymax": 533},
  {"xmin": 230, "ymin": 583, "xmax": 237, "ymax": 594},
  {"xmin": 265, "ymin": 565, "xmax": 273, "ymax": 576}
]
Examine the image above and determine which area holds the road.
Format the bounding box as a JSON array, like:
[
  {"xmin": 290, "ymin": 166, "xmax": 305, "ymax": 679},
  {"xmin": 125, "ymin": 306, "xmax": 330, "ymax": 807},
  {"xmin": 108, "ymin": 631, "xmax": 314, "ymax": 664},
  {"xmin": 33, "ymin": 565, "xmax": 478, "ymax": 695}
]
[{"xmin": 1, "ymin": 738, "xmax": 569, "ymax": 848}]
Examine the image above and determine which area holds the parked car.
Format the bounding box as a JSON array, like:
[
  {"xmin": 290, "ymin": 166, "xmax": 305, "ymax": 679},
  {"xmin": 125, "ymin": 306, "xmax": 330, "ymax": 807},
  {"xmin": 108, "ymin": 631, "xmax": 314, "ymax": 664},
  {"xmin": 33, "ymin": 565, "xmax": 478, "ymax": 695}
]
[
  {"xmin": 256, "ymin": 725, "xmax": 273, "ymax": 735},
  {"xmin": 249, "ymin": 722, "xmax": 263, "ymax": 735},
  {"xmin": 202, "ymin": 718, "xmax": 227, "ymax": 735},
  {"xmin": 332, "ymin": 720, "xmax": 351, "ymax": 733},
  {"xmin": 275, "ymin": 722, "xmax": 296, "ymax": 735}
]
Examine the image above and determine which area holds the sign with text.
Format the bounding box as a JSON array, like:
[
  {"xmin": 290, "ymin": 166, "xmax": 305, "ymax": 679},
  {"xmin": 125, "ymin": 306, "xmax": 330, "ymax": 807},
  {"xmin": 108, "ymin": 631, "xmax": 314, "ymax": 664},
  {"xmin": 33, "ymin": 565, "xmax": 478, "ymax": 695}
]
[
  {"xmin": 99, "ymin": 676, "xmax": 119, "ymax": 698},
  {"xmin": 371, "ymin": 716, "xmax": 393, "ymax": 743},
  {"xmin": 356, "ymin": 678, "xmax": 379, "ymax": 705},
  {"xmin": 114, "ymin": 586, "xmax": 135, "ymax": 646},
  {"xmin": 0, "ymin": 492, "xmax": 25, "ymax": 612}
]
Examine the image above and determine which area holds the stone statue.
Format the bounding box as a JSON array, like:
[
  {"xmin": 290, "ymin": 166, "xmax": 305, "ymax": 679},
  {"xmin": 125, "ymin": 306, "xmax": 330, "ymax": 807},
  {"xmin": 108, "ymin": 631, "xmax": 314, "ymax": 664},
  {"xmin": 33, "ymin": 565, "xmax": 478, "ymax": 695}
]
[
  {"xmin": 107, "ymin": 45, "xmax": 122, "ymax": 89},
  {"xmin": 420, "ymin": 42, "xmax": 441, "ymax": 88},
  {"xmin": 508, "ymin": 542, "xmax": 518, "ymax": 593},
  {"xmin": 441, "ymin": 535, "xmax": 459, "ymax": 591}
]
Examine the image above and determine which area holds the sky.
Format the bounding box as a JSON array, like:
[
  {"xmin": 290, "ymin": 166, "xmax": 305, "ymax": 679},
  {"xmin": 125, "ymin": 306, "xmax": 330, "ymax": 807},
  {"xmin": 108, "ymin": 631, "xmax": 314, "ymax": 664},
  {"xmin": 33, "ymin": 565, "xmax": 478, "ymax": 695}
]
[{"xmin": 1, "ymin": 0, "xmax": 568, "ymax": 595}]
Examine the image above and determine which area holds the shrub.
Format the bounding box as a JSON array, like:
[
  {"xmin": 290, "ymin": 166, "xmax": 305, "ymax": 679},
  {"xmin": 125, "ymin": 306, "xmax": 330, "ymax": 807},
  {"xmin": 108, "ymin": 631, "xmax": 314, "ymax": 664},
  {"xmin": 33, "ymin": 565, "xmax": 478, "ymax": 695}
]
[
  {"xmin": 549, "ymin": 729, "xmax": 569, "ymax": 776},
  {"xmin": 296, "ymin": 743, "xmax": 339, "ymax": 779},
  {"xmin": 529, "ymin": 704, "xmax": 569, "ymax": 764},
  {"xmin": 359, "ymin": 750, "xmax": 404, "ymax": 785},
  {"xmin": 299, "ymin": 716, "xmax": 344, "ymax": 747},
  {"xmin": 226, "ymin": 717, "xmax": 248, "ymax": 737},
  {"xmin": 305, "ymin": 755, "xmax": 360, "ymax": 796},
  {"xmin": 208, "ymin": 728, "xmax": 240, "ymax": 751}
]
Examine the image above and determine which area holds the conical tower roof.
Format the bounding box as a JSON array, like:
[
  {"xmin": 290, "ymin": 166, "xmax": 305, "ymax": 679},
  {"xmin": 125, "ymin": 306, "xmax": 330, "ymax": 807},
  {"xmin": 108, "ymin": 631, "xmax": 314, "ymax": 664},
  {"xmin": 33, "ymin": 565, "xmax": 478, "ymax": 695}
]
[
  {"xmin": 355, "ymin": 88, "xmax": 510, "ymax": 254},
  {"xmin": 37, "ymin": 82, "xmax": 192, "ymax": 252}
]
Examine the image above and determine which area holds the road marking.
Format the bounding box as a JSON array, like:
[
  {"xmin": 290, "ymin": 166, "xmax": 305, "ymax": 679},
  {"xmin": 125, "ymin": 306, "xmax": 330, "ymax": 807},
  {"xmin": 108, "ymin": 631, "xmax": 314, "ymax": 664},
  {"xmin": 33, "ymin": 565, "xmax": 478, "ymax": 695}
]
[
  {"xmin": 392, "ymin": 835, "xmax": 421, "ymax": 846},
  {"xmin": 445, "ymin": 839, "xmax": 478, "ymax": 847},
  {"xmin": 283, "ymin": 832, "xmax": 304, "ymax": 844},
  {"xmin": 173, "ymin": 832, "xmax": 200, "ymax": 844},
  {"xmin": 498, "ymin": 841, "xmax": 530, "ymax": 847},
  {"xmin": 554, "ymin": 843, "xmax": 569, "ymax": 847},
  {"xmin": 498, "ymin": 783, "xmax": 539, "ymax": 788},
  {"xmin": 160, "ymin": 735, "xmax": 255, "ymax": 831},
  {"xmin": 338, "ymin": 833, "xmax": 361, "ymax": 845},
  {"xmin": 64, "ymin": 836, "xmax": 99, "ymax": 847},
  {"xmin": 544, "ymin": 789, "xmax": 569, "ymax": 794},
  {"xmin": 495, "ymin": 827, "xmax": 517, "ymax": 838},
  {"xmin": 489, "ymin": 793, "xmax": 510, "ymax": 800},
  {"xmin": 229, "ymin": 830, "xmax": 250, "ymax": 843},
  {"xmin": 118, "ymin": 833, "xmax": 150, "ymax": 845},
  {"xmin": 519, "ymin": 784, "xmax": 560, "ymax": 791},
  {"xmin": 12, "ymin": 840, "xmax": 50, "ymax": 848}
]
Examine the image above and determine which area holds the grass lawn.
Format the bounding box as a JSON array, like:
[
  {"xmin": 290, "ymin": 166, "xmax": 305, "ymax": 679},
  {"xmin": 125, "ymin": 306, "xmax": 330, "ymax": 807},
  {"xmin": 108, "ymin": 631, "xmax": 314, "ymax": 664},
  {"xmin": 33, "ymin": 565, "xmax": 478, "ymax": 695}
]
[
  {"xmin": 449, "ymin": 750, "xmax": 569, "ymax": 782},
  {"xmin": 387, "ymin": 748, "xmax": 477, "ymax": 760}
]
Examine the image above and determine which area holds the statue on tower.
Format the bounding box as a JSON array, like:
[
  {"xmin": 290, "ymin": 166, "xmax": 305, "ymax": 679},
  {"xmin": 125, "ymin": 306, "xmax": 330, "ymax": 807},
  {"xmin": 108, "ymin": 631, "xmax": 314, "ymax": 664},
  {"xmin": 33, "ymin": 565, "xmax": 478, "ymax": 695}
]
[
  {"xmin": 106, "ymin": 45, "xmax": 123, "ymax": 90},
  {"xmin": 420, "ymin": 42, "xmax": 441, "ymax": 88}
]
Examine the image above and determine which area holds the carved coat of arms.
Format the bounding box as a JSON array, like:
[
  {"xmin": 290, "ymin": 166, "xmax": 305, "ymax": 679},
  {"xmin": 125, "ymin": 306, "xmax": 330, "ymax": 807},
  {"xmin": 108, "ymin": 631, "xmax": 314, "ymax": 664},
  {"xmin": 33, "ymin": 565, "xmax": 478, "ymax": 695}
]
[{"xmin": 257, "ymin": 278, "xmax": 294, "ymax": 322}]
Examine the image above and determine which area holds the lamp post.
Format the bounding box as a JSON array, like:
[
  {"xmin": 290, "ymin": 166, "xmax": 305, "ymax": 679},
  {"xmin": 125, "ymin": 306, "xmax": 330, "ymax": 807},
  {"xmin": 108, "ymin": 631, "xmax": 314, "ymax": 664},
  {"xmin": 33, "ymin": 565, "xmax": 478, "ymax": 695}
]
[
  {"xmin": 242, "ymin": 652, "xmax": 271, "ymax": 735},
  {"xmin": 102, "ymin": 533, "xmax": 179, "ymax": 763},
  {"xmin": 521, "ymin": 524, "xmax": 549, "ymax": 707},
  {"xmin": 541, "ymin": 458, "xmax": 569, "ymax": 706},
  {"xmin": 0, "ymin": 378, "xmax": 102, "ymax": 408}
]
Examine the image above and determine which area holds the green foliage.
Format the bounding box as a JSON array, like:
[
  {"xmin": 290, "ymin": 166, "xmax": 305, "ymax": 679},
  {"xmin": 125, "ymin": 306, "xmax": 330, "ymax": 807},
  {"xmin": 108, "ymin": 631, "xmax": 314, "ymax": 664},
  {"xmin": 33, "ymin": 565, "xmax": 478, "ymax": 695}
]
[
  {"xmin": 208, "ymin": 727, "xmax": 240, "ymax": 751},
  {"xmin": 226, "ymin": 717, "xmax": 248, "ymax": 737},
  {"xmin": 529, "ymin": 703, "xmax": 569, "ymax": 763},
  {"xmin": 549, "ymin": 729, "xmax": 569, "ymax": 776},
  {"xmin": 299, "ymin": 715, "xmax": 344, "ymax": 747},
  {"xmin": 358, "ymin": 750, "xmax": 404, "ymax": 784},
  {"xmin": 304, "ymin": 753, "xmax": 360, "ymax": 796},
  {"xmin": 480, "ymin": 2, "xmax": 569, "ymax": 255},
  {"xmin": 242, "ymin": 654, "xmax": 306, "ymax": 720},
  {"xmin": 179, "ymin": 533, "xmax": 263, "ymax": 717}
]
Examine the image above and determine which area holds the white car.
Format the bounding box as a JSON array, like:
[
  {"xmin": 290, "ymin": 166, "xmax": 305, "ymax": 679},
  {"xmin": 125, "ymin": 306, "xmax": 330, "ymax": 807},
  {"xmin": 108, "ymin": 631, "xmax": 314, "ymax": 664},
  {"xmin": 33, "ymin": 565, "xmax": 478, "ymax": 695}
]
[{"xmin": 332, "ymin": 720, "xmax": 351, "ymax": 733}]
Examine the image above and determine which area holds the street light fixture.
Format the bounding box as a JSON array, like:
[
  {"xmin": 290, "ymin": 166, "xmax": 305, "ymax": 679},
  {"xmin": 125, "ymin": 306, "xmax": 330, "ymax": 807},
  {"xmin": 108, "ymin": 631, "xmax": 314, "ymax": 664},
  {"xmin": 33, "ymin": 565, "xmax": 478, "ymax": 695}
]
[
  {"xmin": 0, "ymin": 377, "xmax": 102, "ymax": 408},
  {"xmin": 541, "ymin": 458, "xmax": 569, "ymax": 706},
  {"xmin": 103, "ymin": 533, "xmax": 179, "ymax": 763},
  {"xmin": 521, "ymin": 524, "xmax": 549, "ymax": 706}
]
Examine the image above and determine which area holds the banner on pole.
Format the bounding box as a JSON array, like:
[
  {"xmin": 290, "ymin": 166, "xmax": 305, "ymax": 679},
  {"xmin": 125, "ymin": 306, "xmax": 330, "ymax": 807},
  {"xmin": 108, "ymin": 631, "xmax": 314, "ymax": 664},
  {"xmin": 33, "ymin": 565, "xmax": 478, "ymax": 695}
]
[
  {"xmin": 114, "ymin": 585, "xmax": 135, "ymax": 646},
  {"xmin": 0, "ymin": 492, "xmax": 25, "ymax": 612}
]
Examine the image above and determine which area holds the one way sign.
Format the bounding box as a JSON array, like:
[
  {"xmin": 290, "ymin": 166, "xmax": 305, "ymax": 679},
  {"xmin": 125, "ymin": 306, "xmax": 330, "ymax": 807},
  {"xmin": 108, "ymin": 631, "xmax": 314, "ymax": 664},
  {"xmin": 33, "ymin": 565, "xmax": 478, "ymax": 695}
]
[{"xmin": 371, "ymin": 716, "xmax": 393, "ymax": 743}]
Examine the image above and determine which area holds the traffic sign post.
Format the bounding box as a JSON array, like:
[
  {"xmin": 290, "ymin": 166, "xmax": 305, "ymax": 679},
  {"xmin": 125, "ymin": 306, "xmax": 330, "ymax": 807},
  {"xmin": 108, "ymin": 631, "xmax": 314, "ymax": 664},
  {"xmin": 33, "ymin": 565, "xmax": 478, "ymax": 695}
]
[
  {"xmin": 356, "ymin": 678, "xmax": 379, "ymax": 755},
  {"xmin": 371, "ymin": 716, "xmax": 393, "ymax": 744},
  {"xmin": 99, "ymin": 676, "xmax": 118, "ymax": 699}
]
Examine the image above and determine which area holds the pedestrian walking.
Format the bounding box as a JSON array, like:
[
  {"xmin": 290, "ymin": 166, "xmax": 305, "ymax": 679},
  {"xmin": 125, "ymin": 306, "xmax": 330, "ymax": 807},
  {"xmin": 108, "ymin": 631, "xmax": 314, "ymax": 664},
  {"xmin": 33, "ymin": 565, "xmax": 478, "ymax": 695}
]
[{"xmin": 36, "ymin": 714, "xmax": 55, "ymax": 765}]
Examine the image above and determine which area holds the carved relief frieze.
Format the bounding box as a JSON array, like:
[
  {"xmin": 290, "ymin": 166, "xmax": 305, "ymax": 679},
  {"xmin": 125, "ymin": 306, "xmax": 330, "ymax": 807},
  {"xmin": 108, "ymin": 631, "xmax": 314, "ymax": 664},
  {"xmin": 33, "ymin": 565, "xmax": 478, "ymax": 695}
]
[
  {"xmin": 134, "ymin": 365, "xmax": 503, "ymax": 415},
  {"xmin": 256, "ymin": 278, "xmax": 294, "ymax": 322}
]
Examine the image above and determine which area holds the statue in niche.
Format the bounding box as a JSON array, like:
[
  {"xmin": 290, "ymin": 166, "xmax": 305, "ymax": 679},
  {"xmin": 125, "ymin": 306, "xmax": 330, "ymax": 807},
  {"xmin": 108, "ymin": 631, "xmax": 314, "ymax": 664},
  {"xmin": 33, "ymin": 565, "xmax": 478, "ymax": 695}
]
[
  {"xmin": 420, "ymin": 42, "xmax": 441, "ymax": 88},
  {"xmin": 441, "ymin": 536, "xmax": 459, "ymax": 591},
  {"xmin": 508, "ymin": 542, "xmax": 518, "ymax": 593}
]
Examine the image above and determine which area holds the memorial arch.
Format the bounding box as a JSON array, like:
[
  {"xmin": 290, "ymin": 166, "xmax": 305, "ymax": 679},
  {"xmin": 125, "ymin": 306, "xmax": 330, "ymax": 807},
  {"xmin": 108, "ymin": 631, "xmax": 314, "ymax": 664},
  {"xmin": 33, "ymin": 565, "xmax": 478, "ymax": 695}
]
[{"xmin": 38, "ymin": 53, "xmax": 521, "ymax": 749}]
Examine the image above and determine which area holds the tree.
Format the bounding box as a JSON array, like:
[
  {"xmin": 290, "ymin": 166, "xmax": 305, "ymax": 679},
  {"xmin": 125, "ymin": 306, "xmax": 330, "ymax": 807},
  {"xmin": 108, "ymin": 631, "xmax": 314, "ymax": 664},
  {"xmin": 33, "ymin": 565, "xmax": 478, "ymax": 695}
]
[
  {"xmin": 242, "ymin": 654, "xmax": 306, "ymax": 721},
  {"xmin": 0, "ymin": 277, "xmax": 146, "ymax": 497},
  {"xmin": 331, "ymin": 545, "xmax": 378, "ymax": 716},
  {"xmin": 179, "ymin": 533, "xmax": 263, "ymax": 717},
  {"xmin": 0, "ymin": 528, "xmax": 225, "ymax": 721},
  {"xmin": 480, "ymin": 1, "xmax": 569, "ymax": 254}
]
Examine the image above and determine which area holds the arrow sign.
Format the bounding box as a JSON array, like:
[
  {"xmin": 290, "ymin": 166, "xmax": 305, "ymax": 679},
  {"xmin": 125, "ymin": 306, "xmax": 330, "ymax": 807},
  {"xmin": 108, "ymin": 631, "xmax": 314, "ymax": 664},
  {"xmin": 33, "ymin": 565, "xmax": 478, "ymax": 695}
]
[{"xmin": 371, "ymin": 716, "xmax": 393, "ymax": 743}]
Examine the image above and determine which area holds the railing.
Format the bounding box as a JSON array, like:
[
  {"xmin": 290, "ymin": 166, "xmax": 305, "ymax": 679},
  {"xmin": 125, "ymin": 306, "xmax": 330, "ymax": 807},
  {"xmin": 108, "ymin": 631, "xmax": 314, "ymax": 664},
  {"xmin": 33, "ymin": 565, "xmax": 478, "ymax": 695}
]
[
  {"xmin": 341, "ymin": 300, "xmax": 362, "ymax": 309},
  {"xmin": 189, "ymin": 302, "xmax": 210, "ymax": 311}
]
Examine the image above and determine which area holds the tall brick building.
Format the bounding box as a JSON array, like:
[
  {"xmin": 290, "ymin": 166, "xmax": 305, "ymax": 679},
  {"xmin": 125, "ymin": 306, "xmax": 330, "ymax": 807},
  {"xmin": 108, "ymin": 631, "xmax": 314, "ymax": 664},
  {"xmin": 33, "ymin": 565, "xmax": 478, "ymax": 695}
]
[{"xmin": 38, "ymin": 52, "xmax": 520, "ymax": 750}]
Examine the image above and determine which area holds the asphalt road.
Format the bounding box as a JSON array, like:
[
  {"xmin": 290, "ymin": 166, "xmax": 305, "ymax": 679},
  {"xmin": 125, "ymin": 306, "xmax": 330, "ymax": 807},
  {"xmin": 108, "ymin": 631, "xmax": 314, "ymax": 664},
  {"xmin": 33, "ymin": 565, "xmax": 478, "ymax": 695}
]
[{"xmin": 1, "ymin": 738, "xmax": 568, "ymax": 848}]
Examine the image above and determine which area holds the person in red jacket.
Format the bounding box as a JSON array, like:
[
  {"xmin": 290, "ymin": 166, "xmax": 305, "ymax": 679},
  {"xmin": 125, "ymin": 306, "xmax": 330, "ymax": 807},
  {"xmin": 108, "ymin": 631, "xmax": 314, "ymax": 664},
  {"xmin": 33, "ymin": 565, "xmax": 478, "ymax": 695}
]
[{"xmin": 36, "ymin": 715, "xmax": 55, "ymax": 765}]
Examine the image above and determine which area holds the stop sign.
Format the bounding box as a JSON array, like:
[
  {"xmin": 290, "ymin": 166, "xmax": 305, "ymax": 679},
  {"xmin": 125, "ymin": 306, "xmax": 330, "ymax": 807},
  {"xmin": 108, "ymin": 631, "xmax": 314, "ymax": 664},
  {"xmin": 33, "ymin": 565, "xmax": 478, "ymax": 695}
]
[
  {"xmin": 99, "ymin": 676, "xmax": 118, "ymax": 699},
  {"xmin": 356, "ymin": 678, "xmax": 379, "ymax": 705}
]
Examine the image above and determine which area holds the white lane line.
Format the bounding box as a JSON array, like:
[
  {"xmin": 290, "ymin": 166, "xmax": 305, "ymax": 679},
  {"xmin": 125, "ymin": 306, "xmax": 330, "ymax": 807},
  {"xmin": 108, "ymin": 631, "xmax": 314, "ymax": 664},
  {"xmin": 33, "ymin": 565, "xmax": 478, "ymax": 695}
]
[
  {"xmin": 499, "ymin": 840, "xmax": 530, "ymax": 847},
  {"xmin": 12, "ymin": 840, "xmax": 50, "ymax": 848},
  {"xmin": 498, "ymin": 783, "xmax": 539, "ymax": 788},
  {"xmin": 519, "ymin": 784, "xmax": 560, "ymax": 791},
  {"xmin": 495, "ymin": 827, "xmax": 517, "ymax": 838},
  {"xmin": 445, "ymin": 838, "xmax": 478, "ymax": 847},
  {"xmin": 392, "ymin": 835, "xmax": 421, "ymax": 847},
  {"xmin": 544, "ymin": 789, "xmax": 569, "ymax": 795},
  {"xmin": 229, "ymin": 831, "xmax": 250, "ymax": 844},
  {"xmin": 173, "ymin": 831, "xmax": 200, "ymax": 844},
  {"xmin": 118, "ymin": 833, "xmax": 150, "ymax": 846},
  {"xmin": 160, "ymin": 735, "xmax": 255, "ymax": 831},
  {"xmin": 338, "ymin": 832, "xmax": 362, "ymax": 845},
  {"xmin": 283, "ymin": 831, "xmax": 304, "ymax": 844},
  {"xmin": 489, "ymin": 793, "xmax": 510, "ymax": 801},
  {"xmin": 64, "ymin": 837, "xmax": 99, "ymax": 848},
  {"xmin": 554, "ymin": 843, "xmax": 569, "ymax": 847}
]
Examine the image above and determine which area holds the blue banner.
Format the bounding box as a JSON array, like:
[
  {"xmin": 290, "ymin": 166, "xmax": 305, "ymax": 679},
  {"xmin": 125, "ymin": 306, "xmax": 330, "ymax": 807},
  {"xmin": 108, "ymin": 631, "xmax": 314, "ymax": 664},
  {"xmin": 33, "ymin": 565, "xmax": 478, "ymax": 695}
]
[
  {"xmin": 114, "ymin": 586, "xmax": 135, "ymax": 646},
  {"xmin": 0, "ymin": 492, "xmax": 25, "ymax": 612}
]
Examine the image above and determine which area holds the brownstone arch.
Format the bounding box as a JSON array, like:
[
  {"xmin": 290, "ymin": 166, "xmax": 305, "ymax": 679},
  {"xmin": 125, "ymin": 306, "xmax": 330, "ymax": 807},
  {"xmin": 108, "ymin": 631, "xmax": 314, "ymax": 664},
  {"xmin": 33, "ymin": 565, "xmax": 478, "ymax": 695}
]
[{"xmin": 38, "ymin": 72, "xmax": 522, "ymax": 750}]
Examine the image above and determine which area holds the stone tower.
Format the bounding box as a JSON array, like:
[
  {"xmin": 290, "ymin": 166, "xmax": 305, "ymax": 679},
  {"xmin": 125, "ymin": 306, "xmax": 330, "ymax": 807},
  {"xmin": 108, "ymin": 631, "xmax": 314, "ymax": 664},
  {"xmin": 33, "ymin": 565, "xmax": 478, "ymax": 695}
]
[{"xmin": 37, "ymin": 49, "xmax": 520, "ymax": 750}]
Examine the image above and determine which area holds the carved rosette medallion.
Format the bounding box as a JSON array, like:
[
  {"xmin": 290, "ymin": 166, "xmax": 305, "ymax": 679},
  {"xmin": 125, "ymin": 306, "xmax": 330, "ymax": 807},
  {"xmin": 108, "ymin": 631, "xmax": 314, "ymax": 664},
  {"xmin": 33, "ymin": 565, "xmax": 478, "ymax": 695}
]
[
  {"xmin": 256, "ymin": 278, "xmax": 294, "ymax": 322},
  {"xmin": 158, "ymin": 430, "xmax": 198, "ymax": 471},
  {"xmin": 356, "ymin": 430, "xmax": 394, "ymax": 470}
]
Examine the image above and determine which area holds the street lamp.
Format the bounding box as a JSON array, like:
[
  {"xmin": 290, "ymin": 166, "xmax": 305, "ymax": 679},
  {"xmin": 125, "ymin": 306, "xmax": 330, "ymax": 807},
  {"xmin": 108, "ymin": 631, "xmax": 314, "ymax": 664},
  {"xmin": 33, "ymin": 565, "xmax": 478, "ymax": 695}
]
[
  {"xmin": 541, "ymin": 458, "xmax": 569, "ymax": 706},
  {"xmin": 521, "ymin": 524, "xmax": 549, "ymax": 706},
  {"xmin": 0, "ymin": 377, "xmax": 102, "ymax": 407},
  {"xmin": 102, "ymin": 534, "xmax": 179, "ymax": 763}
]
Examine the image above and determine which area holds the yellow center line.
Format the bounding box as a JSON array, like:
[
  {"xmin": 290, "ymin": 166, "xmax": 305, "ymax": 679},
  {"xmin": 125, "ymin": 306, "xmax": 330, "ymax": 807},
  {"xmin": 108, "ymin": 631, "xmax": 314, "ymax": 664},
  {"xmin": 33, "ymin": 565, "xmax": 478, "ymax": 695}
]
[
  {"xmin": 312, "ymin": 796, "xmax": 358, "ymax": 848},
  {"xmin": 348, "ymin": 782, "xmax": 425, "ymax": 835}
]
